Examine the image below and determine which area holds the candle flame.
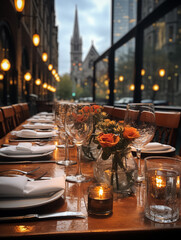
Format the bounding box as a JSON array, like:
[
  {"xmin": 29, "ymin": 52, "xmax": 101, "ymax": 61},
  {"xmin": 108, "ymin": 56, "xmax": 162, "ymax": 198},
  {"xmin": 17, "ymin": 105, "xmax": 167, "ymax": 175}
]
[
  {"xmin": 99, "ymin": 187, "xmax": 103, "ymax": 198},
  {"xmin": 156, "ymin": 176, "xmax": 164, "ymax": 188}
]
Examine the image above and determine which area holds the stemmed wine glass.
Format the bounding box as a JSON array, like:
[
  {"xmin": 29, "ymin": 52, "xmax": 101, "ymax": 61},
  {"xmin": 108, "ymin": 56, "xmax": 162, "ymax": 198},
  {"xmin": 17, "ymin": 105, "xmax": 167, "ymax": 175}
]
[
  {"xmin": 55, "ymin": 101, "xmax": 76, "ymax": 166},
  {"xmin": 124, "ymin": 103, "xmax": 156, "ymax": 182},
  {"xmin": 65, "ymin": 103, "xmax": 93, "ymax": 183}
]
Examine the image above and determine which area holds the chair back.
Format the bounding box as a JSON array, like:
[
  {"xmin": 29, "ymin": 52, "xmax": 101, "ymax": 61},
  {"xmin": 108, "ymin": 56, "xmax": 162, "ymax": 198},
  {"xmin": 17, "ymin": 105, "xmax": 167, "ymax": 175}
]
[
  {"xmin": 0, "ymin": 109, "xmax": 6, "ymax": 138},
  {"xmin": 20, "ymin": 103, "xmax": 30, "ymax": 121},
  {"xmin": 1, "ymin": 106, "xmax": 17, "ymax": 133},
  {"xmin": 12, "ymin": 104, "xmax": 24, "ymax": 126},
  {"xmin": 154, "ymin": 111, "xmax": 181, "ymax": 147},
  {"xmin": 111, "ymin": 107, "xmax": 126, "ymax": 121}
]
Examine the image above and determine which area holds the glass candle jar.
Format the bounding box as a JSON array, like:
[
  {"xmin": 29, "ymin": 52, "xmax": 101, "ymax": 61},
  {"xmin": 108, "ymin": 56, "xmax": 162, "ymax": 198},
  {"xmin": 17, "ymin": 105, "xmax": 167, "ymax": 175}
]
[{"xmin": 88, "ymin": 183, "xmax": 113, "ymax": 216}]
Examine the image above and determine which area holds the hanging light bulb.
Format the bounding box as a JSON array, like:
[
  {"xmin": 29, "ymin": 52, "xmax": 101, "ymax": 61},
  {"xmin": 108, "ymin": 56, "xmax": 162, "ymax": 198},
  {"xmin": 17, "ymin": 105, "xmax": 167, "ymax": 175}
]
[
  {"xmin": 35, "ymin": 78, "xmax": 41, "ymax": 85},
  {"xmin": 1, "ymin": 58, "xmax": 11, "ymax": 71},
  {"xmin": 48, "ymin": 64, "xmax": 53, "ymax": 71},
  {"xmin": 42, "ymin": 52, "xmax": 48, "ymax": 62},
  {"xmin": 43, "ymin": 83, "xmax": 48, "ymax": 89},
  {"xmin": 14, "ymin": 0, "xmax": 25, "ymax": 12},
  {"xmin": 32, "ymin": 33, "xmax": 40, "ymax": 47},
  {"xmin": 24, "ymin": 72, "xmax": 32, "ymax": 81}
]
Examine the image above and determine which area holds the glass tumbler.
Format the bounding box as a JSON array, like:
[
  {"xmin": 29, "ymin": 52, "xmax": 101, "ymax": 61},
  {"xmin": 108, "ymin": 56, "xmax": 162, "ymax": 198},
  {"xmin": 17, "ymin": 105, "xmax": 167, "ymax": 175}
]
[{"xmin": 144, "ymin": 156, "xmax": 180, "ymax": 223}]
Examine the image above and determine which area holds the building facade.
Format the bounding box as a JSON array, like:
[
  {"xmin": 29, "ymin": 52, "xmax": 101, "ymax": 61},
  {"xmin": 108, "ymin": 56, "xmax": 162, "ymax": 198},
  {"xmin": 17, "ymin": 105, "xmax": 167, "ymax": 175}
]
[
  {"xmin": 93, "ymin": 0, "xmax": 181, "ymax": 107},
  {"xmin": 70, "ymin": 6, "xmax": 107, "ymax": 99},
  {"xmin": 0, "ymin": 0, "xmax": 58, "ymax": 106}
]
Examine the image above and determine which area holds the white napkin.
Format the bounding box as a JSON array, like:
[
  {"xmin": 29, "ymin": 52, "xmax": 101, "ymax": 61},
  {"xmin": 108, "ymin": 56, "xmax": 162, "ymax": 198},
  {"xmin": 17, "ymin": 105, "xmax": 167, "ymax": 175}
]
[
  {"xmin": 11, "ymin": 129, "xmax": 56, "ymax": 138},
  {"xmin": 28, "ymin": 117, "xmax": 54, "ymax": 123},
  {"xmin": 22, "ymin": 123, "xmax": 54, "ymax": 129},
  {"xmin": 143, "ymin": 142, "xmax": 172, "ymax": 151},
  {"xmin": 0, "ymin": 172, "xmax": 65, "ymax": 198},
  {"xmin": 0, "ymin": 143, "xmax": 56, "ymax": 155}
]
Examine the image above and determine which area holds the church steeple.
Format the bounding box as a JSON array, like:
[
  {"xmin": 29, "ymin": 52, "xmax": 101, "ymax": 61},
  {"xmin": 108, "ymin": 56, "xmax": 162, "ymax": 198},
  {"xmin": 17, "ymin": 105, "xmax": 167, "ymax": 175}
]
[
  {"xmin": 73, "ymin": 6, "xmax": 80, "ymax": 41},
  {"xmin": 71, "ymin": 6, "xmax": 82, "ymax": 73}
]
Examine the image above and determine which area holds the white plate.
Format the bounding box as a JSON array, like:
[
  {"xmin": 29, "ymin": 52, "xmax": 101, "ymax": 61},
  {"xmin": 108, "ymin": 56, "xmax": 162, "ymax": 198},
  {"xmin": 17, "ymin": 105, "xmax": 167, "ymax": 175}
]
[
  {"xmin": 0, "ymin": 151, "xmax": 53, "ymax": 159},
  {"xmin": 131, "ymin": 146, "xmax": 175, "ymax": 154},
  {"xmin": 14, "ymin": 132, "xmax": 55, "ymax": 139},
  {"xmin": 0, "ymin": 189, "xmax": 64, "ymax": 210}
]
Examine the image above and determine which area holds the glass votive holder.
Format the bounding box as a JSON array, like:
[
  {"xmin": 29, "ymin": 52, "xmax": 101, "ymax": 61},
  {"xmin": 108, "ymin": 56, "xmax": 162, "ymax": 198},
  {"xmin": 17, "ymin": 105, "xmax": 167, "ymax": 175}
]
[
  {"xmin": 144, "ymin": 156, "xmax": 180, "ymax": 223},
  {"xmin": 88, "ymin": 183, "xmax": 113, "ymax": 216}
]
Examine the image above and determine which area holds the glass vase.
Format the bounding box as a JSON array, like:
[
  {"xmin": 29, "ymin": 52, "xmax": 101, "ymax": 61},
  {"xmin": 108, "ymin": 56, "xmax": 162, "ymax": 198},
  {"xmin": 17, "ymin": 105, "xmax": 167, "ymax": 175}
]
[{"xmin": 94, "ymin": 150, "xmax": 138, "ymax": 197}]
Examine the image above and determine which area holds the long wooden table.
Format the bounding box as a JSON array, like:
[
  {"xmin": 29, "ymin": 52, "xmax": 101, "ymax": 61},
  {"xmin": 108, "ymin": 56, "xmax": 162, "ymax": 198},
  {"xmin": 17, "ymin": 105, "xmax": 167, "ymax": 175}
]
[{"xmin": 0, "ymin": 122, "xmax": 181, "ymax": 239}]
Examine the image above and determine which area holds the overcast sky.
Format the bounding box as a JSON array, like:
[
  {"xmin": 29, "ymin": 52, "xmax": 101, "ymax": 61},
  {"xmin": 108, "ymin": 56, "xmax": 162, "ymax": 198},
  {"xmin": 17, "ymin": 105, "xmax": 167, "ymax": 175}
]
[{"xmin": 55, "ymin": 0, "xmax": 111, "ymax": 75}]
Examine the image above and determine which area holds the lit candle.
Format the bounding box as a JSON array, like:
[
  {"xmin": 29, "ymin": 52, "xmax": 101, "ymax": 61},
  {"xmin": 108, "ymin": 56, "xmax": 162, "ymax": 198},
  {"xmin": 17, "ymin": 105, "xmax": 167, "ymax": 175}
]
[{"xmin": 88, "ymin": 183, "xmax": 113, "ymax": 216}]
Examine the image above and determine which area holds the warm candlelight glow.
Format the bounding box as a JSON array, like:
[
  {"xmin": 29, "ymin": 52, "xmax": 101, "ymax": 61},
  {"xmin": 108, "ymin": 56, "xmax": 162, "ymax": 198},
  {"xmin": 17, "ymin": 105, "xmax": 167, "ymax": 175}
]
[
  {"xmin": 155, "ymin": 175, "xmax": 166, "ymax": 188},
  {"xmin": 98, "ymin": 187, "xmax": 103, "ymax": 198}
]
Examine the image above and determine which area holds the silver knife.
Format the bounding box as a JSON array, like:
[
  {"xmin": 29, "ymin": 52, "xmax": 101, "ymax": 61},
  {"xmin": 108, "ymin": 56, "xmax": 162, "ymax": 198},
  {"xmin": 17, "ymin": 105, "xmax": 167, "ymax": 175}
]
[
  {"xmin": 9, "ymin": 138, "xmax": 52, "ymax": 142},
  {"xmin": 0, "ymin": 160, "xmax": 57, "ymax": 164},
  {"xmin": 0, "ymin": 211, "xmax": 86, "ymax": 222}
]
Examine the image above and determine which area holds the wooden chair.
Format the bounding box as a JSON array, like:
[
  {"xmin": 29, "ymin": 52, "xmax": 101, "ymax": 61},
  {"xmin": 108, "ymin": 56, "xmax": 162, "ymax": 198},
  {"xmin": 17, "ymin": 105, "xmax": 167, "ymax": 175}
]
[
  {"xmin": 20, "ymin": 103, "xmax": 30, "ymax": 121},
  {"xmin": 12, "ymin": 104, "xmax": 24, "ymax": 126},
  {"xmin": 154, "ymin": 111, "xmax": 181, "ymax": 147},
  {"xmin": 1, "ymin": 106, "xmax": 17, "ymax": 133},
  {"xmin": 102, "ymin": 105, "xmax": 114, "ymax": 117},
  {"xmin": 111, "ymin": 107, "xmax": 126, "ymax": 121},
  {"xmin": 0, "ymin": 109, "xmax": 6, "ymax": 138}
]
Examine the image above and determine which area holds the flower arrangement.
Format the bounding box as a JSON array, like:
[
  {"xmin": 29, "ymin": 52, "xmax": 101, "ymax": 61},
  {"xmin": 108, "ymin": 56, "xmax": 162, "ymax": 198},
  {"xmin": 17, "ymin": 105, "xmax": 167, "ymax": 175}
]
[{"xmin": 94, "ymin": 118, "xmax": 140, "ymax": 193}]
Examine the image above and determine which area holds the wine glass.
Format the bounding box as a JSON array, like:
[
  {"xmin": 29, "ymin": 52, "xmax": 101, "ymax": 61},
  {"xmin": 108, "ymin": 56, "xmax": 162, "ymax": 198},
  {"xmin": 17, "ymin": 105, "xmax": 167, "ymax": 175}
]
[
  {"xmin": 124, "ymin": 103, "xmax": 156, "ymax": 182},
  {"xmin": 56, "ymin": 102, "xmax": 76, "ymax": 166},
  {"xmin": 65, "ymin": 103, "xmax": 93, "ymax": 183}
]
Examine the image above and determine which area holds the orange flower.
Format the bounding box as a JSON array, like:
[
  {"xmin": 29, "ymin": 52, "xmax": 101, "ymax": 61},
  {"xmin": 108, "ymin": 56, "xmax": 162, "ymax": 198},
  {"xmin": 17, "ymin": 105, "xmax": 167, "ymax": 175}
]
[
  {"xmin": 91, "ymin": 105, "xmax": 102, "ymax": 114},
  {"xmin": 123, "ymin": 127, "xmax": 140, "ymax": 140},
  {"xmin": 97, "ymin": 133, "xmax": 120, "ymax": 148}
]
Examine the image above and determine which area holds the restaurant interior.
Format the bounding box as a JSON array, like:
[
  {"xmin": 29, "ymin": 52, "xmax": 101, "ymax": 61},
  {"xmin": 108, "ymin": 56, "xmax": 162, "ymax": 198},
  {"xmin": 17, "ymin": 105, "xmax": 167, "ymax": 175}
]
[{"xmin": 0, "ymin": 0, "xmax": 181, "ymax": 239}]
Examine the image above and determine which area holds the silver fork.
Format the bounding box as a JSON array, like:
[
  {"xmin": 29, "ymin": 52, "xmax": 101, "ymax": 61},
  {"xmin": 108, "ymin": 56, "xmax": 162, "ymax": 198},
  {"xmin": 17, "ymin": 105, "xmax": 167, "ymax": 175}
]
[{"xmin": 0, "ymin": 167, "xmax": 40, "ymax": 175}]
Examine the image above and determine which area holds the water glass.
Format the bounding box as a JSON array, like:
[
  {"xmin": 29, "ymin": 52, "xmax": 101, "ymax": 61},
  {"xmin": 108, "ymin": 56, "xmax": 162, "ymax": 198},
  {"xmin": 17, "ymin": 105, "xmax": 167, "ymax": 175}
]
[{"xmin": 144, "ymin": 156, "xmax": 180, "ymax": 223}]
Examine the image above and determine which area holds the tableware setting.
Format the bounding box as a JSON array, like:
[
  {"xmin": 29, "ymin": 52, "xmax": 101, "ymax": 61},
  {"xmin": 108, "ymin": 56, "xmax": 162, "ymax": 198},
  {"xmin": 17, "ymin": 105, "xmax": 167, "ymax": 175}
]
[
  {"xmin": 124, "ymin": 103, "xmax": 156, "ymax": 182},
  {"xmin": 11, "ymin": 129, "xmax": 57, "ymax": 139},
  {"xmin": 22, "ymin": 123, "xmax": 55, "ymax": 130},
  {"xmin": 65, "ymin": 103, "xmax": 93, "ymax": 183},
  {"xmin": 28, "ymin": 116, "xmax": 54, "ymax": 123},
  {"xmin": 0, "ymin": 142, "xmax": 56, "ymax": 159},
  {"xmin": 0, "ymin": 170, "xmax": 65, "ymax": 210},
  {"xmin": 131, "ymin": 142, "xmax": 175, "ymax": 155}
]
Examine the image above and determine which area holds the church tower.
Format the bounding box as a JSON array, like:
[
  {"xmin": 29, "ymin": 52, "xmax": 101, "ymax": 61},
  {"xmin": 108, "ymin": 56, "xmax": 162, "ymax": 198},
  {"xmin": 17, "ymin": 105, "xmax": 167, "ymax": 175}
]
[{"xmin": 70, "ymin": 6, "xmax": 82, "ymax": 96}]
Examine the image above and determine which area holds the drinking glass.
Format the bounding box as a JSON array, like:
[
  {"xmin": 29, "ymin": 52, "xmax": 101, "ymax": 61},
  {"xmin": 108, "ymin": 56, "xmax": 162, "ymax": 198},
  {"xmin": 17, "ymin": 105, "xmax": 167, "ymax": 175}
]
[
  {"xmin": 56, "ymin": 102, "xmax": 76, "ymax": 166},
  {"xmin": 144, "ymin": 156, "xmax": 180, "ymax": 223},
  {"xmin": 124, "ymin": 103, "xmax": 156, "ymax": 182},
  {"xmin": 65, "ymin": 103, "xmax": 93, "ymax": 182}
]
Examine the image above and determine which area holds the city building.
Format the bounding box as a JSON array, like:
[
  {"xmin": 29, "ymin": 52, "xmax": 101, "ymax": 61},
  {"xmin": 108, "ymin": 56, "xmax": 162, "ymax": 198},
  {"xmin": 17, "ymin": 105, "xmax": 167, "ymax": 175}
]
[
  {"xmin": 93, "ymin": 0, "xmax": 181, "ymax": 107},
  {"xmin": 0, "ymin": 0, "xmax": 59, "ymax": 106}
]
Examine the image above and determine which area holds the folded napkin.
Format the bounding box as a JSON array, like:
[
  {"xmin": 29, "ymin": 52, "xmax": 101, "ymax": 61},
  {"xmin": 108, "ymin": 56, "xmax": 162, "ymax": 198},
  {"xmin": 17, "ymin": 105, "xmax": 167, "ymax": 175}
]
[
  {"xmin": 11, "ymin": 129, "xmax": 56, "ymax": 138},
  {"xmin": 0, "ymin": 143, "xmax": 56, "ymax": 155},
  {"xmin": 143, "ymin": 142, "xmax": 172, "ymax": 151},
  {"xmin": 28, "ymin": 117, "xmax": 54, "ymax": 123},
  {"xmin": 23, "ymin": 123, "xmax": 54, "ymax": 129},
  {"xmin": 0, "ymin": 172, "xmax": 65, "ymax": 198}
]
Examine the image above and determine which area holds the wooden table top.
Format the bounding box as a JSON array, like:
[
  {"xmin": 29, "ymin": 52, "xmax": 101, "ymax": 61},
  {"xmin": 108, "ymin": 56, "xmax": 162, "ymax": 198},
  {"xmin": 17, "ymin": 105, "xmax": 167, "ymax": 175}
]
[{"xmin": 0, "ymin": 121, "xmax": 181, "ymax": 239}]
